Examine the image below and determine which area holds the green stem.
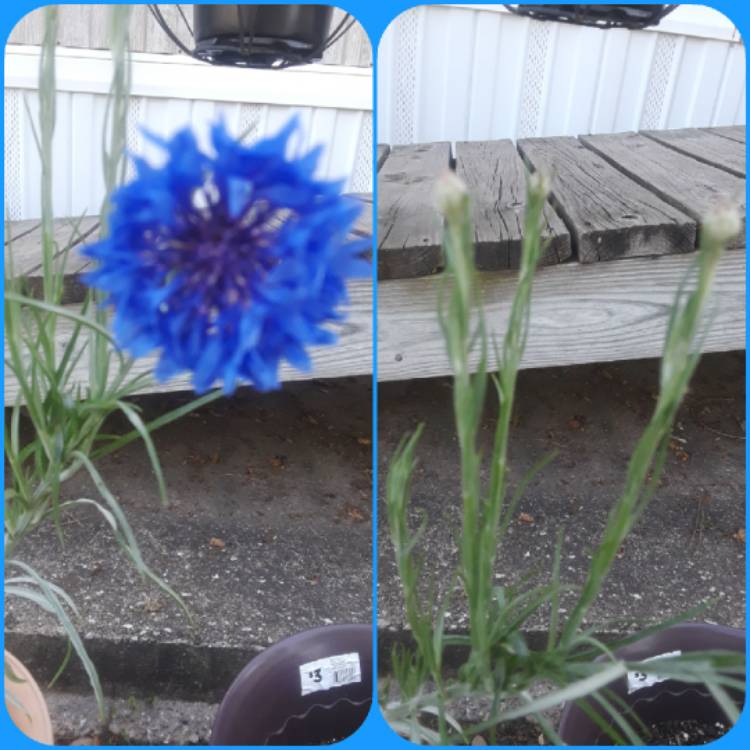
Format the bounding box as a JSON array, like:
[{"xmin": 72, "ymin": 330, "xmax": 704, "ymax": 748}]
[{"xmin": 560, "ymin": 214, "xmax": 728, "ymax": 647}]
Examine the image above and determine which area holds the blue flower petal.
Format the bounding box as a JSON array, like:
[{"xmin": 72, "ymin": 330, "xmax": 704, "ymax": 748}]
[{"xmin": 83, "ymin": 116, "xmax": 370, "ymax": 392}]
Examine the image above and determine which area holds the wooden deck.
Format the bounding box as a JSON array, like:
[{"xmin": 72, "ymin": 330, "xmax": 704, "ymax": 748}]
[
  {"xmin": 377, "ymin": 126, "xmax": 746, "ymax": 380},
  {"xmin": 4, "ymin": 127, "xmax": 747, "ymax": 397},
  {"xmin": 4, "ymin": 196, "xmax": 373, "ymax": 402}
]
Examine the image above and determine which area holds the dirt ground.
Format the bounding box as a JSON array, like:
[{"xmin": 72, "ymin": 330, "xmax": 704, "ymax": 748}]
[{"xmin": 378, "ymin": 351, "xmax": 745, "ymax": 648}]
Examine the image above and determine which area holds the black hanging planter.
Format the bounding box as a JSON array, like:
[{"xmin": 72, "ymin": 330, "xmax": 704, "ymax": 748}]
[
  {"xmin": 211, "ymin": 624, "xmax": 372, "ymax": 745},
  {"xmin": 558, "ymin": 622, "xmax": 745, "ymax": 745},
  {"xmin": 504, "ymin": 5, "xmax": 677, "ymax": 30},
  {"xmin": 193, "ymin": 4, "xmax": 334, "ymax": 68}
]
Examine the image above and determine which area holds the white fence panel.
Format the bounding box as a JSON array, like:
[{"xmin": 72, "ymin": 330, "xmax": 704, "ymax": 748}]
[
  {"xmin": 377, "ymin": 5, "xmax": 745, "ymax": 145},
  {"xmin": 5, "ymin": 45, "xmax": 373, "ymax": 221}
]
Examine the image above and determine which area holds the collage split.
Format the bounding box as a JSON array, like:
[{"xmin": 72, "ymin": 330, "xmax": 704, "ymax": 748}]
[{"xmin": 1, "ymin": 2, "xmax": 747, "ymax": 748}]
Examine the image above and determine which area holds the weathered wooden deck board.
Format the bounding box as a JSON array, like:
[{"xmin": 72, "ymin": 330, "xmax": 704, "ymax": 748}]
[
  {"xmin": 581, "ymin": 132, "xmax": 745, "ymax": 248},
  {"xmin": 377, "ymin": 142, "xmax": 451, "ymax": 279},
  {"xmin": 454, "ymin": 140, "xmax": 572, "ymax": 269},
  {"xmin": 4, "ymin": 278, "xmax": 373, "ymax": 403},
  {"xmin": 377, "ymin": 251, "xmax": 745, "ymax": 381},
  {"xmin": 351, "ymin": 193, "xmax": 373, "ymax": 238},
  {"xmin": 642, "ymin": 127, "xmax": 745, "ymax": 177},
  {"xmin": 5, "ymin": 216, "xmax": 98, "ymax": 272},
  {"xmin": 377, "ymin": 144, "xmax": 390, "ymax": 171},
  {"xmin": 706, "ymin": 126, "xmax": 746, "ymax": 144},
  {"xmin": 518, "ymin": 136, "xmax": 696, "ymax": 263},
  {"xmin": 7, "ymin": 195, "xmax": 372, "ymax": 305},
  {"xmin": 4, "ymin": 220, "xmax": 41, "ymax": 244},
  {"xmin": 4, "ymin": 217, "xmax": 100, "ymax": 303}
]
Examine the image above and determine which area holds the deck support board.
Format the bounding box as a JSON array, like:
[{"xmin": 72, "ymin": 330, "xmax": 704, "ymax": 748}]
[
  {"xmin": 378, "ymin": 251, "xmax": 745, "ymax": 381},
  {"xmin": 5, "ymin": 277, "xmax": 373, "ymax": 402}
]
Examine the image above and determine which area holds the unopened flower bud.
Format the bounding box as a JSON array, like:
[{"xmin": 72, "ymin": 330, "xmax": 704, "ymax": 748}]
[
  {"xmin": 703, "ymin": 204, "xmax": 741, "ymax": 245},
  {"xmin": 527, "ymin": 169, "xmax": 551, "ymax": 198},
  {"xmin": 434, "ymin": 171, "xmax": 468, "ymax": 217}
]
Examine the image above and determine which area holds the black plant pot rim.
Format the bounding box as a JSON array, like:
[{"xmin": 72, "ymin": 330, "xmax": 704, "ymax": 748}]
[
  {"xmin": 558, "ymin": 622, "xmax": 745, "ymax": 746},
  {"xmin": 264, "ymin": 694, "xmax": 372, "ymax": 743},
  {"xmin": 210, "ymin": 623, "xmax": 372, "ymax": 746}
]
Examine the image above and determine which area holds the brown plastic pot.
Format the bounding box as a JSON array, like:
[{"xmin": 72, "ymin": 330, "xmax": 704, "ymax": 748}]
[
  {"xmin": 558, "ymin": 622, "xmax": 745, "ymax": 745},
  {"xmin": 210, "ymin": 624, "xmax": 371, "ymax": 745},
  {"xmin": 4, "ymin": 650, "xmax": 54, "ymax": 745}
]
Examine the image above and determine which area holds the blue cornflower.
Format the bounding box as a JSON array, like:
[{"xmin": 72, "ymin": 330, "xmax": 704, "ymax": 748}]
[{"xmin": 83, "ymin": 117, "xmax": 370, "ymax": 394}]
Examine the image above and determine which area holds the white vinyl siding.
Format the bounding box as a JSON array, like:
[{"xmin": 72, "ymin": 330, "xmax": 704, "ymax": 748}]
[
  {"xmin": 377, "ymin": 4, "xmax": 745, "ymax": 145},
  {"xmin": 4, "ymin": 45, "xmax": 373, "ymax": 221}
]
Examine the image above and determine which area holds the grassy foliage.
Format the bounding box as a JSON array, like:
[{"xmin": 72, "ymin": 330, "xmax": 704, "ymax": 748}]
[
  {"xmin": 4, "ymin": 6, "xmax": 222, "ymax": 719},
  {"xmin": 381, "ymin": 172, "xmax": 744, "ymax": 744}
]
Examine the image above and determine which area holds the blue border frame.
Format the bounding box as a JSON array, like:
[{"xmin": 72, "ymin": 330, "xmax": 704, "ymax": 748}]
[{"xmin": 1, "ymin": 2, "xmax": 747, "ymax": 748}]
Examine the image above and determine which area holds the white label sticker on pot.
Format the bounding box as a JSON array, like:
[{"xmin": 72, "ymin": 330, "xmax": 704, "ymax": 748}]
[
  {"xmin": 627, "ymin": 650, "xmax": 682, "ymax": 694},
  {"xmin": 299, "ymin": 652, "xmax": 362, "ymax": 696}
]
